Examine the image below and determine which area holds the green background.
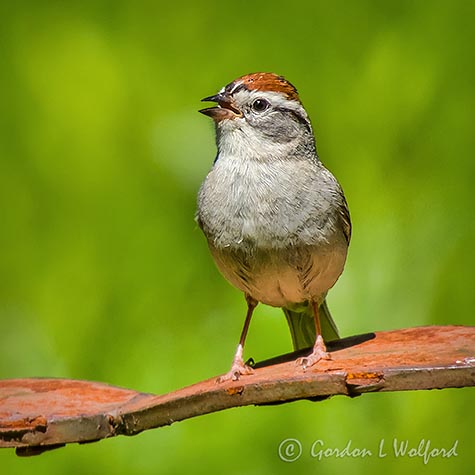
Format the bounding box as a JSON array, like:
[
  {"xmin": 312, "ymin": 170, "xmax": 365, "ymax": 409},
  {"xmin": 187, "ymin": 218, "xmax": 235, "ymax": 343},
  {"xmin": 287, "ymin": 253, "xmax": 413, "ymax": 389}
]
[{"xmin": 1, "ymin": 1, "xmax": 474, "ymax": 473}]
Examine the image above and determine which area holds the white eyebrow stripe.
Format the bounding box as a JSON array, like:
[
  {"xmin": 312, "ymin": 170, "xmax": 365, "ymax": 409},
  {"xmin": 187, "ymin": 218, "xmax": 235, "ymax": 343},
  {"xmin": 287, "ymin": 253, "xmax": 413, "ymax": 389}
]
[{"xmin": 228, "ymin": 80, "xmax": 244, "ymax": 94}]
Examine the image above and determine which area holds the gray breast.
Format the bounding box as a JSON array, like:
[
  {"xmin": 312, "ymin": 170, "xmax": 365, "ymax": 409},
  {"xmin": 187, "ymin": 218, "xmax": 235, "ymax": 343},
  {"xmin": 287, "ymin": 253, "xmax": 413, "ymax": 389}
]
[{"xmin": 197, "ymin": 155, "xmax": 349, "ymax": 307}]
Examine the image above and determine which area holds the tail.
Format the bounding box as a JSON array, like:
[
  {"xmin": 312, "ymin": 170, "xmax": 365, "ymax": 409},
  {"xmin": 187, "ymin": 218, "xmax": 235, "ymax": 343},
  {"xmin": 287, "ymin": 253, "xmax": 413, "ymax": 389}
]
[{"xmin": 283, "ymin": 299, "xmax": 339, "ymax": 351}]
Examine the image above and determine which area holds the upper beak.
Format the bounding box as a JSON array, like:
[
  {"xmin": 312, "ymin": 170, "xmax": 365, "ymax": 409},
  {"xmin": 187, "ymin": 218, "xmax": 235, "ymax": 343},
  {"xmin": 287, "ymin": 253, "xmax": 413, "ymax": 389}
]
[{"xmin": 199, "ymin": 93, "xmax": 242, "ymax": 121}]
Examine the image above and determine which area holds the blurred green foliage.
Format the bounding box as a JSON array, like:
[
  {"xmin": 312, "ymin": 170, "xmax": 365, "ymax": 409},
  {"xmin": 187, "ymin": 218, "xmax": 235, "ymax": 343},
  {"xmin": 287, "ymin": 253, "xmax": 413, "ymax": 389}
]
[{"xmin": 0, "ymin": 1, "xmax": 474, "ymax": 473}]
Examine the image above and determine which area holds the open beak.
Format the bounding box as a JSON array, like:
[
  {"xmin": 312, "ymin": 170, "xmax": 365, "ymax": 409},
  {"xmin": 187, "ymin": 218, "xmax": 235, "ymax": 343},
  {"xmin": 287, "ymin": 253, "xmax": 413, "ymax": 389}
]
[{"xmin": 199, "ymin": 93, "xmax": 242, "ymax": 121}]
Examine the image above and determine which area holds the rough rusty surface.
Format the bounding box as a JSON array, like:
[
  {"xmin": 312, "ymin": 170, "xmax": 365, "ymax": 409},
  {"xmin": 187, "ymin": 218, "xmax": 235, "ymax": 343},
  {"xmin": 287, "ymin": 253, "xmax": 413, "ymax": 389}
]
[{"xmin": 1, "ymin": 325, "xmax": 474, "ymax": 456}]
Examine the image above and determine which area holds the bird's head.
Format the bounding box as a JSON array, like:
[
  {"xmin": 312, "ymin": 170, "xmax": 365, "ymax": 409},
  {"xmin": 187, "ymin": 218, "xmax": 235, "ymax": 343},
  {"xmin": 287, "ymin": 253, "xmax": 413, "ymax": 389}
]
[{"xmin": 200, "ymin": 73, "xmax": 316, "ymax": 157}]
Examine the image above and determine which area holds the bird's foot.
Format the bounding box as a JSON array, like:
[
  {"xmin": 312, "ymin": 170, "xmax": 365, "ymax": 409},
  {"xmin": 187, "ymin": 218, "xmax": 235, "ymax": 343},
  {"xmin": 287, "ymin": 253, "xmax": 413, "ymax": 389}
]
[
  {"xmin": 217, "ymin": 357, "xmax": 254, "ymax": 383},
  {"xmin": 296, "ymin": 335, "xmax": 331, "ymax": 371}
]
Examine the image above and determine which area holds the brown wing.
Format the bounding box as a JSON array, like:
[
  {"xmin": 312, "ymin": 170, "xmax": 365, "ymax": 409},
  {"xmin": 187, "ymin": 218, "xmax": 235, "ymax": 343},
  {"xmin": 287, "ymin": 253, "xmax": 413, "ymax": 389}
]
[{"xmin": 339, "ymin": 195, "xmax": 352, "ymax": 245}]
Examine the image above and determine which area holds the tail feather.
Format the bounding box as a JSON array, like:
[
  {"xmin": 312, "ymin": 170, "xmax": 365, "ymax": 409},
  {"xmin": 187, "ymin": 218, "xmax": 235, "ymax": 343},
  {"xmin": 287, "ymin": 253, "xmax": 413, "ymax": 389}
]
[{"xmin": 283, "ymin": 299, "xmax": 339, "ymax": 351}]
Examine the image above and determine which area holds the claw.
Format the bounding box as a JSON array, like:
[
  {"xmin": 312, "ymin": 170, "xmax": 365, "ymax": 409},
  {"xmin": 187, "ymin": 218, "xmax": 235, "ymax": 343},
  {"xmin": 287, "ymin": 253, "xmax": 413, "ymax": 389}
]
[
  {"xmin": 296, "ymin": 335, "xmax": 331, "ymax": 371},
  {"xmin": 217, "ymin": 359, "xmax": 254, "ymax": 383}
]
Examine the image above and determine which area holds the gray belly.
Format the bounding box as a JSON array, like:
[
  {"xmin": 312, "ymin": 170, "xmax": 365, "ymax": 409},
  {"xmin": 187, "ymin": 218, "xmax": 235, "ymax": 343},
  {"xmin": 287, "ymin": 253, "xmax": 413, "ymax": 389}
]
[{"xmin": 209, "ymin": 242, "xmax": 348, "ymax": 308}]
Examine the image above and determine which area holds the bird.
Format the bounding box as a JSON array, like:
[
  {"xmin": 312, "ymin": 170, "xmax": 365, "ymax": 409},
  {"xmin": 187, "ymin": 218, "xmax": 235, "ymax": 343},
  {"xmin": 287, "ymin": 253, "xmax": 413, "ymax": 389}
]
[{"xmin": 196, "ymin": 72, "xmax": 351, "ymax": 382}]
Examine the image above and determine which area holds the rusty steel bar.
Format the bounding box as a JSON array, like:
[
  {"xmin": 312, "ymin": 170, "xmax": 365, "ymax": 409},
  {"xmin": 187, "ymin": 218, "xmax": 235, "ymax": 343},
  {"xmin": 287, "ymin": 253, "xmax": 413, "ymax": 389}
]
[{"xmin": 1, "ymin": 325, "xmax": 474, "ymax": 456}]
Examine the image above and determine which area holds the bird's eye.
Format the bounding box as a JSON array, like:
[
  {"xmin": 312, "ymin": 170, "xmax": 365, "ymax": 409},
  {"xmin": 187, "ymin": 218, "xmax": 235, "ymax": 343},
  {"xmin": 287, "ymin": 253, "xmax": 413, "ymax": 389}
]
[{"xmin": 251, "ymin": 98, "xmax": 270, "ymax": 113}]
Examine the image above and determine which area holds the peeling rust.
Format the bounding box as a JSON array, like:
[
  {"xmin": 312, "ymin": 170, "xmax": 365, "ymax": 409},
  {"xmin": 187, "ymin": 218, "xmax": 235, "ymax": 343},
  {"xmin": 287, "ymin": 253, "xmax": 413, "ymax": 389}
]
[
  {"xmin": 0, "ymin": 415, "xmax": 47, "ymax": 433},
  {"xmin": 345, "ymin": 371, "xmax": 385, "ymax": 394},
  {"xmin": 226, "ymin": 386, "xmax": 244, "ymax": 396},
  {"xmin": 106, "ymin": 413, "xmax": 126, "ymax": 436},
  {"xmin": 0, "ymin": 416, "xmax": 48, "ymax": 443}
]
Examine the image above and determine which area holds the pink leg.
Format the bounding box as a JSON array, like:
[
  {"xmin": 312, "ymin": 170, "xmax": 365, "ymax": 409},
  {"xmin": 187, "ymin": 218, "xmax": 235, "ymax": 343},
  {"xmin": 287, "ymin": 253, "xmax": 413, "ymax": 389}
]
[
  {"xmin": 296, "ymin": 301, "xmax": 331, "ymax": 370},
  {"xmin": 217, "ymin": 296, "xmax": 257, "ymax": 382}
]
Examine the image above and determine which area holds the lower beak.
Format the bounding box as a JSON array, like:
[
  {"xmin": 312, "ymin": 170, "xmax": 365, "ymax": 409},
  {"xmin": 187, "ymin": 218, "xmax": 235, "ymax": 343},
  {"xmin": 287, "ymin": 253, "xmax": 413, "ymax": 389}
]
[{"xmin": 199, "ymin": 93, "xmax": 242, "ymax": 121}]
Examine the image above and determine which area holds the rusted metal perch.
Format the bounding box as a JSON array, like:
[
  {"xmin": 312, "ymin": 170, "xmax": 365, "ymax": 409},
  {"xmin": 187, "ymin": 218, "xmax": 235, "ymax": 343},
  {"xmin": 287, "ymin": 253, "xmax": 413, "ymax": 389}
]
[{"xmin": 1, "ymin": 325, "xmax": 474, "ymax": 457}]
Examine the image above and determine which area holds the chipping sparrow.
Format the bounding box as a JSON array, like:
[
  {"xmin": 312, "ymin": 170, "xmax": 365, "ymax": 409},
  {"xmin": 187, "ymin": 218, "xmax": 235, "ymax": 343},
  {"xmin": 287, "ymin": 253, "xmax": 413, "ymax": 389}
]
[{"xmin": 197, "ymin": 73, "xmax": 351, "ymax": 382}]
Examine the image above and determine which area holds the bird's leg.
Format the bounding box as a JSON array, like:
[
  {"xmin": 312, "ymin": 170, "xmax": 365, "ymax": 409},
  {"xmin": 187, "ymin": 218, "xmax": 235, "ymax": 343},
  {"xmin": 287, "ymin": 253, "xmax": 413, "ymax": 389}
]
[
  {"xmin": 217, "ymin": 295, "xmax": 257, "ymax": 383},
  {"xmin": 297, "ymin": 300, "xmax": 331, "ymax": 370}
]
